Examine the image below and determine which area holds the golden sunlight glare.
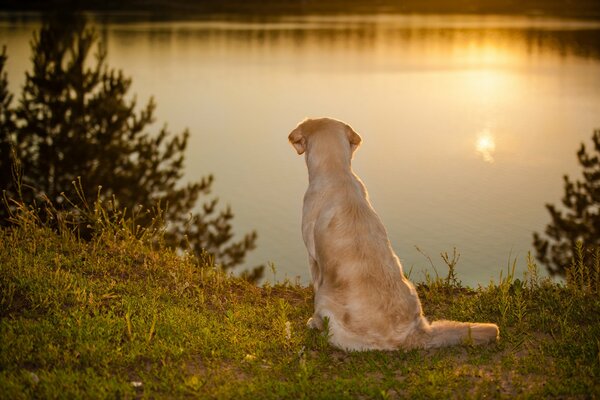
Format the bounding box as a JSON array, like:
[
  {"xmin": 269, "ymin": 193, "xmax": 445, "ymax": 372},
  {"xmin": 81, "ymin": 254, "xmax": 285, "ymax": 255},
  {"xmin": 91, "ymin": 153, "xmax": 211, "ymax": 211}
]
[{"xmin": 476, "ymin": 130, "xmax": 496, "ymax": 163}]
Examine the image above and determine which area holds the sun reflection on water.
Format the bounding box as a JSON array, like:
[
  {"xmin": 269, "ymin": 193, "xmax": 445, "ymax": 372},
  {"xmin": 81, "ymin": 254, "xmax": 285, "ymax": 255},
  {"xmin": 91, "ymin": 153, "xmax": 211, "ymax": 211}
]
[{"xmin": 476, "ymin": 130, "xmax": 496, "ymax": 163}]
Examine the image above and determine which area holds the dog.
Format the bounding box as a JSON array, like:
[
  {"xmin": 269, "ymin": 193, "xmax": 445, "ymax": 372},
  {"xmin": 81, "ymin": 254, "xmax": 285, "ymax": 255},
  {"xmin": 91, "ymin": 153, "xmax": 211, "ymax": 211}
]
[{"xmin": 289, "ymin": 117, "xmax": 499, "ymax": 351}]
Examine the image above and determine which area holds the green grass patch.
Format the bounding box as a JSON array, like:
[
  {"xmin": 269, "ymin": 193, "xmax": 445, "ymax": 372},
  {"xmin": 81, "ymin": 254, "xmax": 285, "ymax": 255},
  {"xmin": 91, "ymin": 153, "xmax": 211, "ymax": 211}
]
[{"xmin": 1, "ymin": 208, "xmax": 599, "ymax": 398}]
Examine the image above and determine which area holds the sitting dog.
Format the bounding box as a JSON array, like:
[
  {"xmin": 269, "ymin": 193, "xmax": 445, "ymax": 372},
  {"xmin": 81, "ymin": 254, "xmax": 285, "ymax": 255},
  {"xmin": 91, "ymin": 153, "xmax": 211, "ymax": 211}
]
[{"xmin": 289, "ymin": 117, "xmax": 499, "ymax": 351}]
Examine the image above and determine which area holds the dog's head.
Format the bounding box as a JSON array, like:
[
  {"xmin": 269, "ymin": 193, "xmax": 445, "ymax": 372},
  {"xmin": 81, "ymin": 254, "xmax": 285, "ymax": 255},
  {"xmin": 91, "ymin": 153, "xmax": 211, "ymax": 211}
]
[{"xmin": 288, "ymin": 118, "xmax": 362, "ymax": 157}]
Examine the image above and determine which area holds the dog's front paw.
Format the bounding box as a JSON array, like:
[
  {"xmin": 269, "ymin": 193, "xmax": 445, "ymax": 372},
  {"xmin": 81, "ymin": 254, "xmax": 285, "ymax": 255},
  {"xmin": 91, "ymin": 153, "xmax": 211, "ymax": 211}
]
[{"xmin": 307, "ymin": 315, "xmax": 323, "ymax": 330}]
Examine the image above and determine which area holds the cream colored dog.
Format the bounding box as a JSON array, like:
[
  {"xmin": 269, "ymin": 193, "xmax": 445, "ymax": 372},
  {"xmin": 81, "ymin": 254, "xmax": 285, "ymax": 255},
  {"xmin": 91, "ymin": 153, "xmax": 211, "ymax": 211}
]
[{"xmin": 289, "ymin": 117, "xmax": 499, "ymax": 351}]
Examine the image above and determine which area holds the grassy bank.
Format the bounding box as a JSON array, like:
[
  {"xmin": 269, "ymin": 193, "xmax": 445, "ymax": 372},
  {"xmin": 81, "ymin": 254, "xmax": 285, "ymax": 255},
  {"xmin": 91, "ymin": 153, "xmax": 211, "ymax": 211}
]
[{"xmin": 1, "ymin": 207, "xmax": 599, "ymax": 398}]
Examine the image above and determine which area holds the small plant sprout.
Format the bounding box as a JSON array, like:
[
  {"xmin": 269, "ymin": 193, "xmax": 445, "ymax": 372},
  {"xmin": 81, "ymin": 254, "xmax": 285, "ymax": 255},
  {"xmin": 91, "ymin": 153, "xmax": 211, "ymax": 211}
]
[{"xmin": 285, "ymin": 321, "xmax": 292, "ymax": 341}]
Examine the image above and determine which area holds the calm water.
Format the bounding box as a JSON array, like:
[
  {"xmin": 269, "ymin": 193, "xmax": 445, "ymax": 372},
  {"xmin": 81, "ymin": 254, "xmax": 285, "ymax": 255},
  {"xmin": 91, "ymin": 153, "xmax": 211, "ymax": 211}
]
[{"xmin": 2, "ymin": 14, "xmax": 600, "ymax": 286}]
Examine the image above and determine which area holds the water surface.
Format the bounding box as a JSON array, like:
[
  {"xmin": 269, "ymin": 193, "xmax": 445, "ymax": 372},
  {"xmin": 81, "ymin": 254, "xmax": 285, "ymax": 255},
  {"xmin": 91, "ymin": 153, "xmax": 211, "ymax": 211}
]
[{"xmin": 2, "ymin": 14, "xmax": 600, "ymax": 285}]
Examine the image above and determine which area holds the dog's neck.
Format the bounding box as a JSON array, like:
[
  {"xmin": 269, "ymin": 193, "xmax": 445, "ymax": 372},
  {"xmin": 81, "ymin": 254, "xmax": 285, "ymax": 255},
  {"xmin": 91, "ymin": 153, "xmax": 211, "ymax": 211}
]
[{"xmin": 305, "ymin": 152, "xmax": 354, "ymax": 184}]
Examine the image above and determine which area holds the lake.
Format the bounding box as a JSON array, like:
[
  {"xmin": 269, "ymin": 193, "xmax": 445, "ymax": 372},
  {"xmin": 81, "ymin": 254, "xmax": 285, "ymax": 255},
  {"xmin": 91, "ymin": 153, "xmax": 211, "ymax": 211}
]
[{"xmin": 2, "ymin": 13, "xmax": 600, "ymax": 286}]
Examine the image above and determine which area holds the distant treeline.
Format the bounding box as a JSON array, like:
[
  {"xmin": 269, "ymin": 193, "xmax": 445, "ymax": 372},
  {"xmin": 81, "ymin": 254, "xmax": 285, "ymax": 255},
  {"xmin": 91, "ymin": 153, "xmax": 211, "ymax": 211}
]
[{"xmin": 1, "ymin": 0, "xmax": 600, "ymax": 18}]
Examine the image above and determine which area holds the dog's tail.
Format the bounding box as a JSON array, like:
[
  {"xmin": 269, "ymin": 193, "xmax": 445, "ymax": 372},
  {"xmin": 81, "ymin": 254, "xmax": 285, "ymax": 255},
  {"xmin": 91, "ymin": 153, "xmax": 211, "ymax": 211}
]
[{"xmin": 424, "ymin": 320, "xmax": 499, "ymax": 348}]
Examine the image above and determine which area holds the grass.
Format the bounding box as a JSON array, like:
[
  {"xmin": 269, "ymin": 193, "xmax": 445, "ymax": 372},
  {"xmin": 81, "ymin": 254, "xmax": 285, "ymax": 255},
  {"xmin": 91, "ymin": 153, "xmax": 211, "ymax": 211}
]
[{"xmin": 1, "ymin": 201, "xmax": 599, "ymax": 399}]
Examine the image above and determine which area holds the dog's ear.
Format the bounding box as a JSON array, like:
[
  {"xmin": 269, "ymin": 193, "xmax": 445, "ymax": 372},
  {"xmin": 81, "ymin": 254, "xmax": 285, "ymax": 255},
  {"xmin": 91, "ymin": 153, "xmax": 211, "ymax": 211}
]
[
  {"xmin": 345, "ymin": 124, "xmax": 362, "ymax": 152},
  {"xmin": 288, "ymin": 127, "xmax": 306, "ymax": 155}
]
